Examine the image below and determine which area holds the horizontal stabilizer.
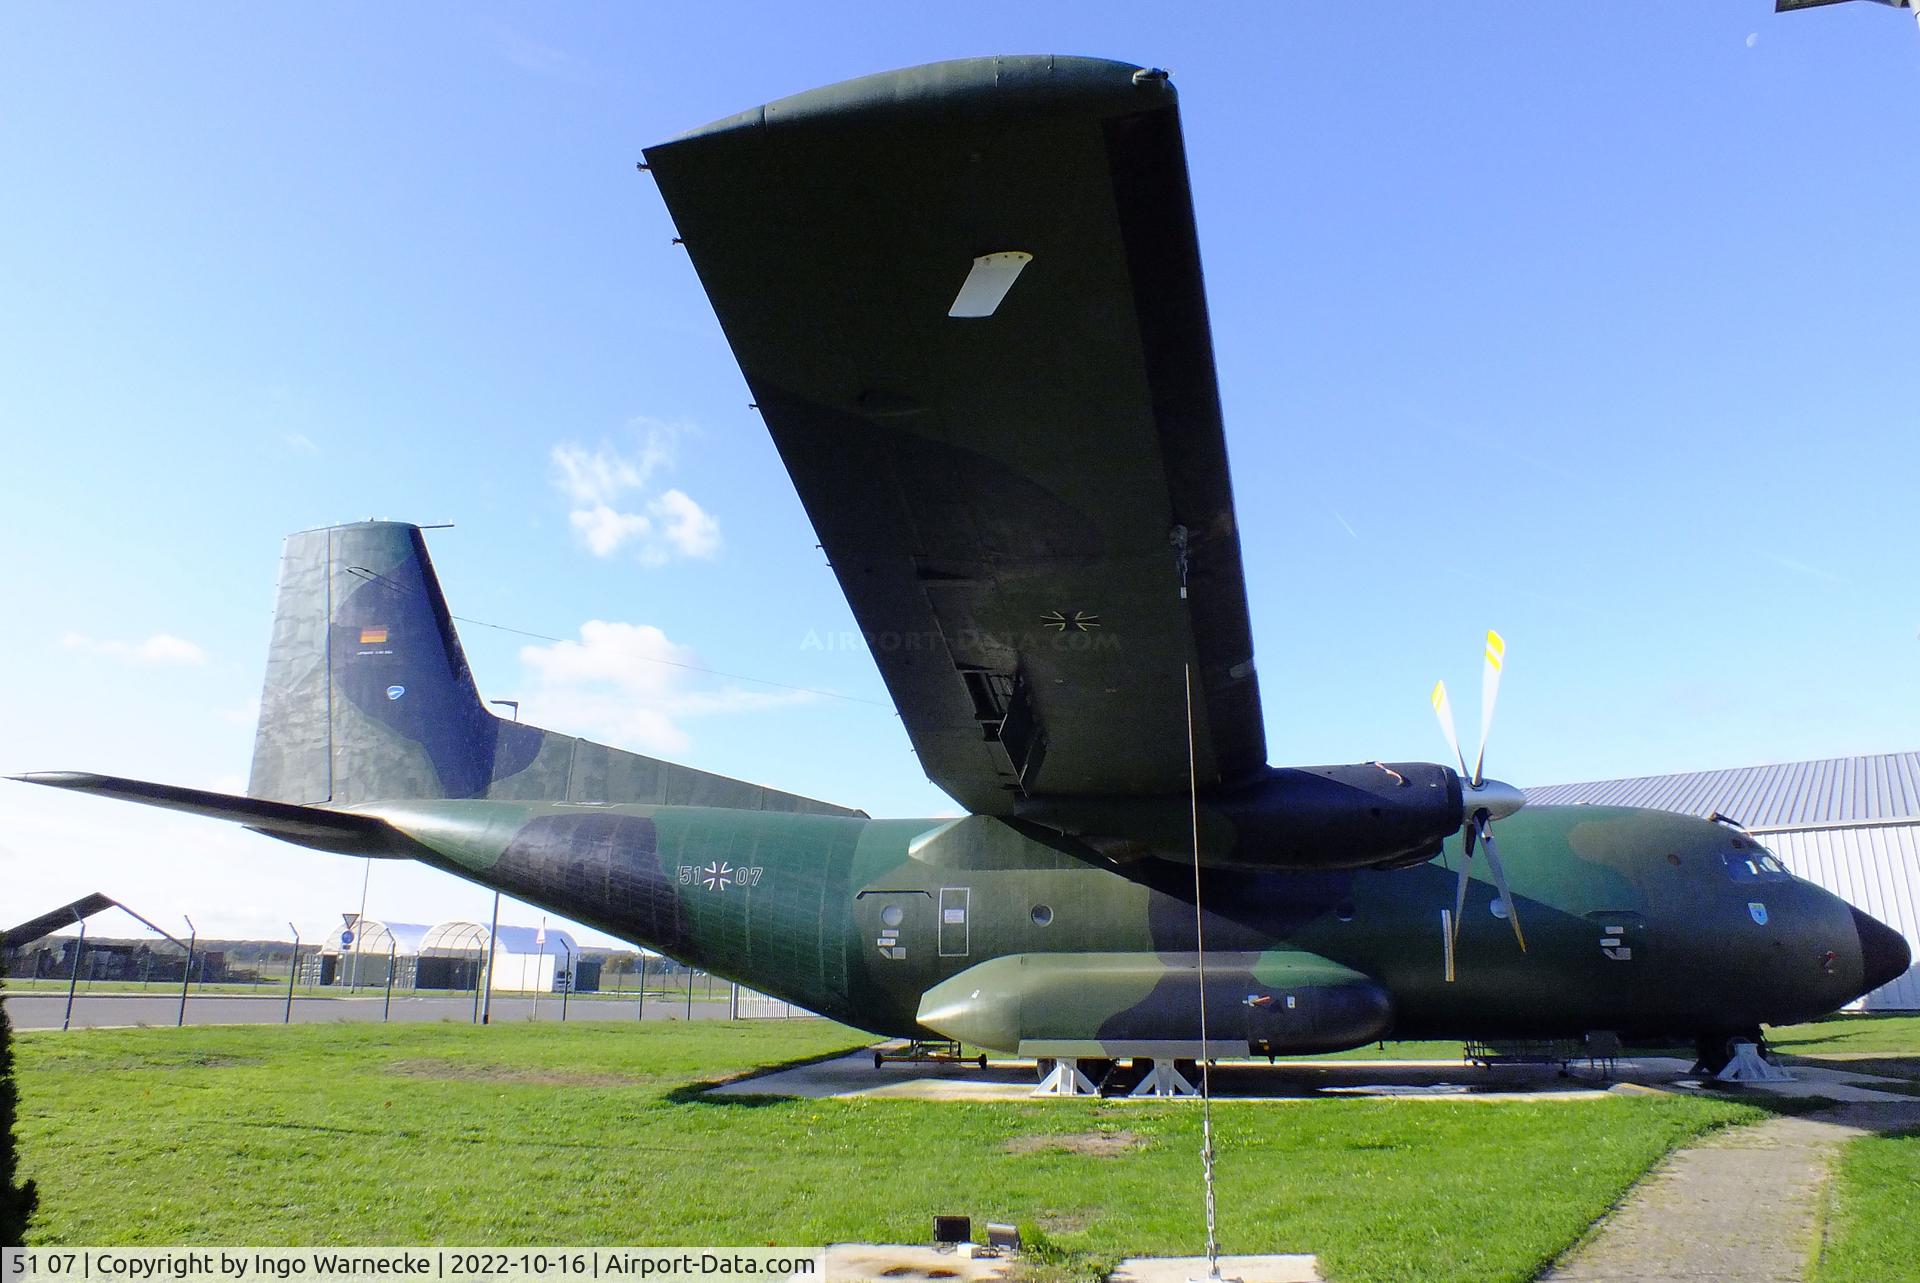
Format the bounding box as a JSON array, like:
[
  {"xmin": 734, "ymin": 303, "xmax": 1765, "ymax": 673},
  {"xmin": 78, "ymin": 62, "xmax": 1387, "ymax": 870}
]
[{"xmin": 11, "ymin": 772, "xmax": 410, "ymax": 858}]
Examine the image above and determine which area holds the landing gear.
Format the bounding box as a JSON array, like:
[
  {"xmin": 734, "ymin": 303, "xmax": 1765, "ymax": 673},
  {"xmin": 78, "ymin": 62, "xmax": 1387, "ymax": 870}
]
[{"xmin": 1691, "ymin": 1028, "xmax": 1766, "ymax": 1076}]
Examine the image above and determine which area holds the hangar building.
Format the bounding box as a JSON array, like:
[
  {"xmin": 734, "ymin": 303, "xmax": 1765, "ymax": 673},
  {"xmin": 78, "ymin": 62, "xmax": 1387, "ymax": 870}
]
[
  {"xmin": 1529, "ymin": 751, "xmax": 1920, "ymax": 1010},
  {"xmin": 313, "ymin": 918, "xmax": 428, "ymax": 988},
  {"xmin": 418, "ymin": 921, "xmax": 591, "ymax": 993}
]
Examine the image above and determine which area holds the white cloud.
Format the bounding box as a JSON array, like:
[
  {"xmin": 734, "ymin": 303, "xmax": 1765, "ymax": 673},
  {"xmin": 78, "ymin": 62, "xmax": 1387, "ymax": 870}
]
[
  {"xmin": 550, "ymin": 420, "xmax": 719, "ymax": 564},
  {"xmin": 517, "ymin": 620, "xmax": 811, "ymax": 755},
  {"xmin": 283, "ymin": 432, "xmax": 317, "ymax": 453},
  {"xmin": 649, "ymin": 489, "xmax": 722, "ymax": 560},
  {"xmin": 62, "ymin": 632, "xmax": 208, "ymax": 665},
  {"xmin": 569, "ymin": 504, "xmax": 653, "ymax": 557}
]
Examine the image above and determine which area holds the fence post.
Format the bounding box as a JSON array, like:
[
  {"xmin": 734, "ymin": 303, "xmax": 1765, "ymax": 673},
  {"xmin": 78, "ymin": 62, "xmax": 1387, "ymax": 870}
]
[
  {"xmin": 285, "ymin": 924, "xmax": 300, "ymax": 1024},
  {"xmin": 177, "ymin": 917, "xmax": 196, "ymax": 1027},
  {"xmin": 636, "ymin": 955, "xmax": 647, "ymax": 1022},
  {"xmin": 61, "ymin": 919, "xmax": 87, "ymax": 1031},
  {"xmin": 383, "ymin": 940, "xmax": 396, "ymax": 1021}
]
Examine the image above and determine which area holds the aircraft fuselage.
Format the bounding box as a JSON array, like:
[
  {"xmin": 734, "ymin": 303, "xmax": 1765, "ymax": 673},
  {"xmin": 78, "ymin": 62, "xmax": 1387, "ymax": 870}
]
[{"xmin": 363, "ymin": 798, "xmax": 1901, "ymax": 1053}]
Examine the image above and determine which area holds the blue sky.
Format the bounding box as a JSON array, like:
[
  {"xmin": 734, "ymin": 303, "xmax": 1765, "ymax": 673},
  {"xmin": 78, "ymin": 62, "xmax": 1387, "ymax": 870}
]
[{"xmin": 3, "ymin": 3, "xmax": 1917, "ymax": 947}]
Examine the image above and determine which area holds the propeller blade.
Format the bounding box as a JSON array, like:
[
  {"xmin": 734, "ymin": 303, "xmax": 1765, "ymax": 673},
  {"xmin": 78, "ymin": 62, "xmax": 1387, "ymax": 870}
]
[
  {"xmin": 1477, "ymin": 817, "xmax": 1527, "ymax": 952},
  {"xmin": 1473, "ymin": 630, "xmax": 1506, "ymax": 786},
  {"xmin": 1431, "ymin": 680, "xmax": 1468, "ymax": 778},
  {"xmin": 1451, "ymin": 819, "xmax": 1477, "ymax": 944}
]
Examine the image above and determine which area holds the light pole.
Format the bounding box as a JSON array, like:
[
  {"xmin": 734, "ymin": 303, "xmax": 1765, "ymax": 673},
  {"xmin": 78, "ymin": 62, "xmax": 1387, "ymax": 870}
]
[
  {"xmin": 348, "ymin": 865, "xmax": 371, "ymax": 991},
  {"xmin": 479, "ymin": 699, "xmax": 518, "ymax": 1026},
  {"xmin": 481, "ymin": 896, "xmax": 501, "ymax": 1025},
  {"xmin": 177, "ymin": 915, "xmax": 196, "ymax": 1027}
]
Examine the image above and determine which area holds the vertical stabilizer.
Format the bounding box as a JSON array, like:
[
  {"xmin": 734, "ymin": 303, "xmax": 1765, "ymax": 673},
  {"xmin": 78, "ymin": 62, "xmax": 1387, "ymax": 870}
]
[
  {"xmin": 250, "ymin": 522, "xmax": 497, "ymax": 805},
  {"xmin": 247, "ymin": 521, "xmax": 863, "ymax": 816}
]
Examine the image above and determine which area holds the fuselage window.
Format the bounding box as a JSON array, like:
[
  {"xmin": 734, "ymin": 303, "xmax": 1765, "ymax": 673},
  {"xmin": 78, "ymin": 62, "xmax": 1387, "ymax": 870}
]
[{"xmin": 1031, "ymin": 904, "xmax": 1054, "ymax": 927}]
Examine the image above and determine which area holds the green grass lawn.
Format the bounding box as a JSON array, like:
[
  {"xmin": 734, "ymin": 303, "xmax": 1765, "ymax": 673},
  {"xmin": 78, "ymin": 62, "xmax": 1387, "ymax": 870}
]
[
  {"xmin": 1769, "ymin": 1012, "xmax": 1920, "ymax": 1081},
  {"xmin": 1815, "ymin": 1128, "xmax": 1920, "ymax": 1283},
  {"xmin": 12, "ymin": 1020, "xmax": 1778, "ymax": 1283}
]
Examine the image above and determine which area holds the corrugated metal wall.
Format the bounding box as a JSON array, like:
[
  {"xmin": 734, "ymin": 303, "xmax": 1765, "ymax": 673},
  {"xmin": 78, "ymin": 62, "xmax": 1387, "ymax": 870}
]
[
  {"xmin": 1527, "ymin": 752, "xmax": 1920, "ymax": 829},
  {"xmin": 1764, "ymin": 824, "xmax": 1920, "ymax": 1010}
]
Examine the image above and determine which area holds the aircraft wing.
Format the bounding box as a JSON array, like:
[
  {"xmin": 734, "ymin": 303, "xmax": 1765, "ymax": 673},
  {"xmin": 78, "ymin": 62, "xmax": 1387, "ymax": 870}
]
[{"xmin": 644, "ymin": 56, "xmax": 1266, "ymax": 813}]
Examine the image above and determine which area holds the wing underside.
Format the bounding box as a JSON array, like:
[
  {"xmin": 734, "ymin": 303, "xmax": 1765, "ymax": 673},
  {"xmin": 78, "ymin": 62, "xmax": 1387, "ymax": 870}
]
[{"xmin": 645, "ymin": 55, "xmax": 1266, "ymax": 813}]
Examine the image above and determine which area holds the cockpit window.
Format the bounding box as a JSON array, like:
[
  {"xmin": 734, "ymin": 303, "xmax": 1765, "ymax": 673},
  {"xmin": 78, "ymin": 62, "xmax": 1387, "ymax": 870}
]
[{"xmin": 1721, "ymin": 850, "xmax": 1792, "ymax": 883}]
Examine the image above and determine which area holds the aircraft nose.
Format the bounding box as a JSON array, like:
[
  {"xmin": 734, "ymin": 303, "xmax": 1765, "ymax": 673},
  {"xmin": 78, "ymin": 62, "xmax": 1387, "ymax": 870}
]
[{"xmin": 1851, "ymin": 904, "xmax": 1912, "ymax": 996}]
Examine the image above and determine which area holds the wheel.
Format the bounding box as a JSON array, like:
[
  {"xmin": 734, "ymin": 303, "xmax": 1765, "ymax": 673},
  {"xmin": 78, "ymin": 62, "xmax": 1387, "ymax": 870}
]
[
  {"xmin": 976, "ymin": 1054, "xmax": 988, "ymax": 1070},
  {"xmin": 872, "ymin": 1050, "xmax": 884, "ymax": 1070}
]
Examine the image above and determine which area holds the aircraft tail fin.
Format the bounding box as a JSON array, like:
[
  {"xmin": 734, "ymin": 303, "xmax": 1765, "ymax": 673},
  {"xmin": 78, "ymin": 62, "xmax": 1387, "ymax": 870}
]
[{"xmin": 247, "ymin": 521, "xmax": 863, "ymax": 816}]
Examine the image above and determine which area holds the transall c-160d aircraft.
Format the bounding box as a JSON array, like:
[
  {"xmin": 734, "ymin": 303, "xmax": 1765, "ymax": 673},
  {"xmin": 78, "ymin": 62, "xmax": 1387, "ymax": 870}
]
[{"xmin": 20, "ymin": 57, "xmax": 1907, "ymax": 1085}]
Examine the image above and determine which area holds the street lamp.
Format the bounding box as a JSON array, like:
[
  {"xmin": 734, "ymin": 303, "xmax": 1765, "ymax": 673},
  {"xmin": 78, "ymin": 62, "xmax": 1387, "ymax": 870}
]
[{"xmin": 480, "ymin": 699, "xmax": 518, "ymax": 1026}]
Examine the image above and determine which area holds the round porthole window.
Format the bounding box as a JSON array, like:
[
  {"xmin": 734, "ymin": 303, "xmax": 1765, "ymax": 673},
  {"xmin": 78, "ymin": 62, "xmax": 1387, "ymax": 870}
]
[
  {"xmin": 1031, "ymin": 904, "xmax": 1054, "ymax": 926},
  {"xmin": 880, "ymin": 905, "xmax": 904, "ymax": 927},
  {"xmin": 1490, "ymin": 898, "xmax": 1510, "ymax": 920}
]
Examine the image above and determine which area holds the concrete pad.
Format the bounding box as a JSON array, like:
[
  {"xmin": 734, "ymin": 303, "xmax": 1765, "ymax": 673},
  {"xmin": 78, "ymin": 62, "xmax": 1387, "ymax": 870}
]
[
  {"xmin": 822, "ymin": 1244, "xmax": 1014, "ymax": 1282},
  {"xmin": 711, "ymin": 1047, "xmax": 1920, "ymax": 1105},
  {"xmin": 1110, "ymin": 1255, "xmax": 1321, "ymax": 1283}
]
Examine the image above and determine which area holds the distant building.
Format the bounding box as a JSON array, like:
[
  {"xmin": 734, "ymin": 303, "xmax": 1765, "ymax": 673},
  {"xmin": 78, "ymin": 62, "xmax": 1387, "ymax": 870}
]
[
  {"xmin": 416, "ymin": 921, "xmax": 593, "ymax": 994},
  {"xmin": 313, "ymin": 918, "xmax": 429, "ymax": 988},
  {"xmin": 1529, "ymin": 751, "xmax": 1920, "ymax": 1010}
]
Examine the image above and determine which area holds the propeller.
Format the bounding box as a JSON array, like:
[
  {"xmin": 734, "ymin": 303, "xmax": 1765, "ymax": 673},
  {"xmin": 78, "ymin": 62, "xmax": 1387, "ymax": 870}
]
[{"xmin": 1431, "ymin": 630, "xmax": 1527, "ymax": 967}]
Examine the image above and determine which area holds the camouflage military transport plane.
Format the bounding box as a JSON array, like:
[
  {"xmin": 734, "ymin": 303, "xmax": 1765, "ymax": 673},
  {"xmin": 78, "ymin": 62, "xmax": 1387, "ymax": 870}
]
[{"xmin": 18, "ymin": 57, "xmax": 1907, "ymax": 1084}]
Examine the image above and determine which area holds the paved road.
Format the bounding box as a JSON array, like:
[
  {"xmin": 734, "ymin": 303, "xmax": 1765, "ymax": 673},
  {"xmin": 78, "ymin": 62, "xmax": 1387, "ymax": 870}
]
[{"xmin": 2, "ymin": 990, "xmax": 777, "ymax": 1030}]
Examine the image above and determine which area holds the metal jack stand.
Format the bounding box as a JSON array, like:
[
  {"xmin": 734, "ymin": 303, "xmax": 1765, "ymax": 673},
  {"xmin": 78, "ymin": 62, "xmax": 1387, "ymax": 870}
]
[
  {"xmin": 1130, "ymin": 1059, "xmax": 1200, "ymax": 1098},
  {"xmin": 1032, "ymin": 1058, "xmax": 1100, "ymax": 1097}
]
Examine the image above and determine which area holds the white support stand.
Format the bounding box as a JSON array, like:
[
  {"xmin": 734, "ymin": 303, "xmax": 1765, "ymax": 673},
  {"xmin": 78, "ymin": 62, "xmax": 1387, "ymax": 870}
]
[
  {"xmin": 1032, "ymin": 1058, "xmax": 1100, "ymax": 1097},
  {"xmin": 1130, "ymin": 1058, "xmax": 1201, "ymax": 1098},
  {"xmin": 1715, "ymin": 1040, "xmax": 1795, "ymax": 1083}
]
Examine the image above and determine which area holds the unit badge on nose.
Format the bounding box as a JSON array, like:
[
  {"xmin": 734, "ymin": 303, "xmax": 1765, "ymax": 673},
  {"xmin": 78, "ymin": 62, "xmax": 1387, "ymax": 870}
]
[{"xmin": 1748, "ymin": 902, "xmax": 1769, "ymax": 926}]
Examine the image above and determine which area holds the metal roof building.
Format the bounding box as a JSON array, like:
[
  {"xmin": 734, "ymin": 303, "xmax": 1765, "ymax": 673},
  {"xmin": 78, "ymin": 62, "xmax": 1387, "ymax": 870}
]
[
  {"xmin": 1529, "ymin": 752, "xmax": 1920, "ymax": 1010},
  {"xmin": 420, "ymin": 921, "xmax": 583, "ymax": 994}
]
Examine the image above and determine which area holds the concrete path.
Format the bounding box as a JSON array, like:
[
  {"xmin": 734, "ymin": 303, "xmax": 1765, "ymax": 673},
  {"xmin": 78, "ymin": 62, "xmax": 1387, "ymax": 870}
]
[{"xmin": 1539, "ymin": 1099, "xmax": 1920, "ymax": 1283}]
